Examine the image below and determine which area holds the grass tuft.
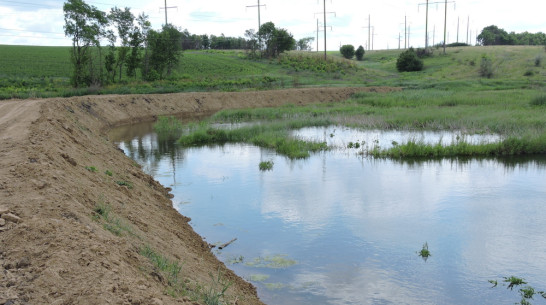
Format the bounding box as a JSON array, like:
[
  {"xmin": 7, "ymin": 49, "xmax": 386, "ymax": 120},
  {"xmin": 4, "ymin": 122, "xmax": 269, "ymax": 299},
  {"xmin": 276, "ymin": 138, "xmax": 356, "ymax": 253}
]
[
  {"xmin": 530, "ymin": 95, "xmax": 546, "ymax": 106},
  {"xmin": 259, "ymin": 161, "xmax": 274, "ymax": 171},
  {"xmin": 418, "ymin": 242, "xmax": 431, "ymax": 261}
]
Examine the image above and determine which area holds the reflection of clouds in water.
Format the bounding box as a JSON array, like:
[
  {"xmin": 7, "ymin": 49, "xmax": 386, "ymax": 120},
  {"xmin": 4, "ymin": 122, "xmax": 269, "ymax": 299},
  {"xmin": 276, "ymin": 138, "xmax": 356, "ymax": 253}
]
[
  {"xmin": 116, "ymin": 126, "xmax": 546, "ymax": 304},
  {"xmin": 292, "ymin": 262, "xmax": 442, "ymax": 305}
]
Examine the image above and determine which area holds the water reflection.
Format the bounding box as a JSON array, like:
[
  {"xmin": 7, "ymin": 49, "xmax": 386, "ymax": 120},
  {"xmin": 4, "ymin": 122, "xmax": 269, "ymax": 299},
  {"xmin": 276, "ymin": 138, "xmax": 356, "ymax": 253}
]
[{"xmin": 110, "ymin": 124, "xmax": 546, "ymax": 305}]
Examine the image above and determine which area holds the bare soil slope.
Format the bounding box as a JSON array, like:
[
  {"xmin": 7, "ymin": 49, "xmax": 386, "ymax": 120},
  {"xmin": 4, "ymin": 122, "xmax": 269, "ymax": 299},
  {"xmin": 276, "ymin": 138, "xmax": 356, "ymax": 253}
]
[{"xmin": 0, "ymin": 87, "xmax": 397, "ymax": 305}]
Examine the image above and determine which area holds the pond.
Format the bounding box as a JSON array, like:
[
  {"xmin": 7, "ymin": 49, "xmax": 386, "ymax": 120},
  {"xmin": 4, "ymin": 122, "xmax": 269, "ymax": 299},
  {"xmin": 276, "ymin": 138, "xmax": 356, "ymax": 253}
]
[{"xmin": 111, "ymin": 122, "xmax": 546, "ymax": 305}]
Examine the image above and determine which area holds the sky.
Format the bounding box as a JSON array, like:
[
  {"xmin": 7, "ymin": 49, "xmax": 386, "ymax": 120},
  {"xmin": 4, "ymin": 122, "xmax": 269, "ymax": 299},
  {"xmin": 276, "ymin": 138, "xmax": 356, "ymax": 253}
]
[{"xmin": 1, "ymin": 0, "xmax": 545, "ymax": 50}]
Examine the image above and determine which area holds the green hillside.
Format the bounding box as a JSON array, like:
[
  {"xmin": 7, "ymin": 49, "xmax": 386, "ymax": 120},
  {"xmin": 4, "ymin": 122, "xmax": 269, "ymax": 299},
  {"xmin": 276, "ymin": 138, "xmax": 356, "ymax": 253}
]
[{"xmin": 0, "ymin": 44, "xmax": 545, "ymax": 99}]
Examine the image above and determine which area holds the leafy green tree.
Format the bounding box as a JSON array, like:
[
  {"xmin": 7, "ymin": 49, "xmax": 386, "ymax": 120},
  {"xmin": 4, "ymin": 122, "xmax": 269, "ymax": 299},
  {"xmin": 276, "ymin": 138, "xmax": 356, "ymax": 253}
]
[
  {"xmin": 63, "ymin": 0, "xmax": 108, "ymax": 87},
  {"xmin": 396, "ymin": 48, "xmax": 423, "ymax": 72},
  {"xmin": 297, "ymin": 37, "xmax": 315, "ymax": 51},
  {"xmin": 340, "ymin": 44, "xmax": 355, "ymax": 59},
  {"xmin": 258, "ymin": 22, "xmax": 295, "ymax": 58},
  {"xmin": 478, "ymin": 25, "xmax": 513, "ymax": 45},
  {"xmin": 355, "ymin": 45, "xmax": 365, "ymax": 61},
  {"xmin": 244, "ymin": 29, "xmax": 259, "ymax": 59},
  {"xmin": 137, "ymin": 13, "xmax": 151, "ymax": 79},
  {"xmin": 108, "ymin": 7, "xmax": 135, "ymax": 82},
  {"xmin": 147, "ymin": 24, "xmax": 183, "ymax": 80}
]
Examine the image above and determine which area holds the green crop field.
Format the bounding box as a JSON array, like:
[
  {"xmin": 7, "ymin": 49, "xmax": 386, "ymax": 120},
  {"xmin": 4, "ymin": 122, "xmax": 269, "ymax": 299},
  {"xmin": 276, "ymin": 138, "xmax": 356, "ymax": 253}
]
[{"xmin": 0, "ymin": 44, "xmax": 545, "ymax": 100}]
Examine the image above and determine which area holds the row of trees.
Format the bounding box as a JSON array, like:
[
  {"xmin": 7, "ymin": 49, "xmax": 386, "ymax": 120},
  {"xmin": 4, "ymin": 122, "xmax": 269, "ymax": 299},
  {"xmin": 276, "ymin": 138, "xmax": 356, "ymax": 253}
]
[
  {"xmin": 64, "ymin": 0, "xmax": 183, "ymax": 87},
  {"xmin": 63, "ymin": 0, "xmax": 313, "ymax": 87},
  {"xmin": 477, "ymin": 25, "xmax": 546, "ymax": 46}
]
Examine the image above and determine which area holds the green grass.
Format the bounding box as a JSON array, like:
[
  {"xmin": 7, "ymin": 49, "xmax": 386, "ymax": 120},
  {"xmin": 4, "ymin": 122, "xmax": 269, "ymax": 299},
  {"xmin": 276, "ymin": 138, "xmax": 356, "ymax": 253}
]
[
  {"xmin": 140, "ymin": 245, "xmax": 183, "ymax": 286},
  {"xmin": 85, "ymin": 166, "xmax": 98, "ymax": 172},
  {"xmin": 489, "ymin": 276, "xmax": 546, "ymax": 305},
  {"xmin": 418, "ymin": 242, "xmax": 431, "ymax": 260},
  {"xmin": 115, "ymin": 180, "xmax": 134, "ymax": 189},
  {"xmin": 153, "ymin": 116, "xmax": 184, "ymax": 139},
  {"xmin": 178, "ymin": 120, "xmax": 329, "ymax": 159},
  {"xmin": 259, "ymin": 161, "xmax": 274, "ymax": 171},
  {"xmin": 92, "ymin": 199, "xmax": 133, "ymax": 236},
  {"xmin": 173, "ymin": 84, "xmax": 546, "ymax": 159},
  {"xmin": 1, "ymin": 45, "xmax": 545, "ymax": 99}
]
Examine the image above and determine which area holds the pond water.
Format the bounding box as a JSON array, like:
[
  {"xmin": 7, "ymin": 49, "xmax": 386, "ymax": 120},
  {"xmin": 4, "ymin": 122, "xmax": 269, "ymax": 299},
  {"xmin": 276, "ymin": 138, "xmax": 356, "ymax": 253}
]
[{"xmin": 111, "ymin": 123, "xmax": 546, "ymax": 305}]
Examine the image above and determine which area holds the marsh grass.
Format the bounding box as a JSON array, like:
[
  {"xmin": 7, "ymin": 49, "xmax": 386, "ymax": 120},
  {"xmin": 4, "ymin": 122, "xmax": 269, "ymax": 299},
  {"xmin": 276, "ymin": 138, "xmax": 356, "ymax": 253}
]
[
  {"xmin": 368, "ymin": 134, "xmax": 546, "ymax": 158},
  {"xmin": 418, "ymin": 242, "xmax": 431, "ymax": 261},
  {"xmin": 489, "ymin": 276, "xmax": 546, "ymax": 305},
  {"xmin": 154, "ymin": 116, "xmax": 184, "ymax": 139},
  {"xmin": 259, "ymin": 161, "xmax": 274, "ymax": 171},
  {"xmin": 178, "ymin": 121, "xmax": 329, "ymax": 159}
]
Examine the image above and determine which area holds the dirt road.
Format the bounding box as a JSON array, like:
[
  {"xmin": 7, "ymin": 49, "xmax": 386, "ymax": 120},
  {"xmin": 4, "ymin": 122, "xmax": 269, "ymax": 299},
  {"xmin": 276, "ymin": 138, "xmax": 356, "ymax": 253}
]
[{"xmin": 0, "ymin": 87, "xmax": 397, "ymax": 305}]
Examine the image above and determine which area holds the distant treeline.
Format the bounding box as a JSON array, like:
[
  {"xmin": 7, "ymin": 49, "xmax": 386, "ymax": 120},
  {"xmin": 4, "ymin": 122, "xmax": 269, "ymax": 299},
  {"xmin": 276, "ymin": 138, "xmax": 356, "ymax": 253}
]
[
  {"xmin": 478, "ymin": 25, "xmax": 546, "ymax": 46},
  {"xmin": 179, "ymin": 31, "xmax": 247, "ymax": 50}
]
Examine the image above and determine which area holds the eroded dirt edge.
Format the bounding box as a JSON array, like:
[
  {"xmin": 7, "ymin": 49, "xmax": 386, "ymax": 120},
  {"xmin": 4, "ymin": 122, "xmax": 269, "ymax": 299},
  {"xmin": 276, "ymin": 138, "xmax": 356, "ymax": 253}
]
[{"xmin": 0, "ymin": 87, "xmax": 399, "ymax": 305}]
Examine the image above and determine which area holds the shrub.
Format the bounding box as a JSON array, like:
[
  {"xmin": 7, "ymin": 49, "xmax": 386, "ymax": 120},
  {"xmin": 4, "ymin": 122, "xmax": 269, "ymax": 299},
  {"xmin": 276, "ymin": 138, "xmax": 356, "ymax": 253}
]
[
  {"xmin": 479, "ymin": 54, "xmax": 494, "ymax": 78},
  {"xmin": 355, "ymin": 45, "xmax": 365, "ymax": 61},
  {"xmin": 535, "ymin": 55, "xmax": 542, "ymax": 67},
  {"xmin": 396, "ymin": 48, "xmax": 424, "ymax": 72},
  {"xmin": 340, "ymin": 44, "xmax": 355, "ymax": 59}
]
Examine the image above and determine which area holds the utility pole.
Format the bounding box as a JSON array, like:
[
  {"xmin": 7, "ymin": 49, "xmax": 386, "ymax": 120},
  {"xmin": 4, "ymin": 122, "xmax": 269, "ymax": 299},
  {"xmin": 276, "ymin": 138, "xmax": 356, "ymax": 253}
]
[
  {"xmin": 315, "ymin": 1, "xmax": 335, "ymax": 60},
  {"xmin": 403, "ymin": 16, "xmax": 407, "ymax": 49},
  {"xmin": 457, "ymin": 17, "xmax": 461, "ymax": 42},
  {"xmin": 418, "ymin": 0, "xmax": 430, "ymax": 48},
  {"xmin": 247, "ymin": 0, "xmax": 266, "ymax": 49},
  {"xmin": 363, "ymin": 15, "xmax": 373, "ymax": 51},
  {"xmin": 324, "ymin": 0, "xmax": 327, "ymax": 59},
  {"xmin": 433, "ymin": 25, "xmax": 436, "ymax": 46},
  {"xmin": 466, "ymin": 16, "xmax": 470, "ymax": 44},
  {"xmin": 160, "ymin": 0, "xmax": 178, "ymax": 26},
  {"xmin": 317, "ymin": 19, "xmax": 319, "ymax": 52},
  {"xmin": 246, "ymin": 0, "xmax": 266, "ymax": 32},
  {"xmin": 408, "ymin": 25, "xmax": 411, "ymax": 47},
  {"xmin": 398, "ymin": 32, "xmax": 401, "ymax": 49},
  {"xmin": 315, "ymin": 19, "xmax": 331, "ymax": 52},
  {"xmin": 443, "ymin": 0, "xmax": 447, "ymax": 54}
]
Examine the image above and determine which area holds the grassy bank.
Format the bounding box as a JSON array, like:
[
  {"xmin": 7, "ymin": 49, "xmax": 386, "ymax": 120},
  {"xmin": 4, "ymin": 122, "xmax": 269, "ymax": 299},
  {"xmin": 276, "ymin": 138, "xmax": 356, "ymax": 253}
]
[
  {"xmin": 172, "ymin": 86, "xmax": 546, "ymax": 158},
  {"xmin": 1, "ymin": 45, "xmax": 544, "ymax": 99}
]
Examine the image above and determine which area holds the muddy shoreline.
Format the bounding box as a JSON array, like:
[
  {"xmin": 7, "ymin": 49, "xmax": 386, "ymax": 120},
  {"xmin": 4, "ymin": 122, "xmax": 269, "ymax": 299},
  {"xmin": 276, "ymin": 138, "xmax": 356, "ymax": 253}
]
[{"xmin": 0, "ymin": 87, "xmax": 398, "ymax": 304}]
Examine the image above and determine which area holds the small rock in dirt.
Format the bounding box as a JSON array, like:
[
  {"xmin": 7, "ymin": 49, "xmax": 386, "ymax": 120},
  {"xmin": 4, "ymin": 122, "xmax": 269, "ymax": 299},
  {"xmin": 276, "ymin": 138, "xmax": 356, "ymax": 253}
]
[
  {"xmin": 0, "ymin": 218, "xmax": 5, "ymax": 226},
  {"xmin": 2, "ymin": 213, "xmax": 21, "ymax": 224},
  {"xmin": 0, "ymin": 206, "xmax": 8, "ymax": 215},
  {"xmin": 16, "ymin": 257, "xmax": 30, "ymax": 269}
]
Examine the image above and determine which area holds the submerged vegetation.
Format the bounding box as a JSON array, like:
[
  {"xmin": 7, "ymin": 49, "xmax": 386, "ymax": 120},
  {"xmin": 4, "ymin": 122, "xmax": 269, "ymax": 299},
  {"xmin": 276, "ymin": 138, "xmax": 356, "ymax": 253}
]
[{"xmin": 489, "ymin": 276, "xmax": 546, "ymax": 305}]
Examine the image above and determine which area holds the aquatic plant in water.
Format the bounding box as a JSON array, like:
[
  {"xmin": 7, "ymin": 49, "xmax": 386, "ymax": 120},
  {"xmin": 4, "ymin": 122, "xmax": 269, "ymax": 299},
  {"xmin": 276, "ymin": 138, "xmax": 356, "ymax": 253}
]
[
  {"xmin": 489, "ymin": 276, "xmax": 546, "ymax": 305},
  {"xmin": 418, "ymin": 242, "xmax": 431, "ymax": 261}
]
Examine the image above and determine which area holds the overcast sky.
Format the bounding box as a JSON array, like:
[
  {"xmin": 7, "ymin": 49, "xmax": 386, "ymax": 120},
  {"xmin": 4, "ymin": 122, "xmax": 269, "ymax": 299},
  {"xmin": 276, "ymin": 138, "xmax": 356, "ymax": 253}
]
[{"xmin": 1, "ymin": 0, "xmax": 545, "ymax": 50}]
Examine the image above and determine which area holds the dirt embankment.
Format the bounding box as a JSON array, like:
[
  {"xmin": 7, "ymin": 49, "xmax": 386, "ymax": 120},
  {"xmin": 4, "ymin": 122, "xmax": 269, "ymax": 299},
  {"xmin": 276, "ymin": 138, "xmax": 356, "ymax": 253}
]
[{"xmin": 0, "ymin": 87, "xmax": 398, "ymax": 305}]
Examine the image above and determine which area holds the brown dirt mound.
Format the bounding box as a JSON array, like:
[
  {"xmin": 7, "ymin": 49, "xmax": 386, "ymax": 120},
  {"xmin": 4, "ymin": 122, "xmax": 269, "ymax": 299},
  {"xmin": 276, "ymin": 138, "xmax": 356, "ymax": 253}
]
[{"xmin": 0, "ymin": 87, "xmax": 399, "ymax": 305}]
